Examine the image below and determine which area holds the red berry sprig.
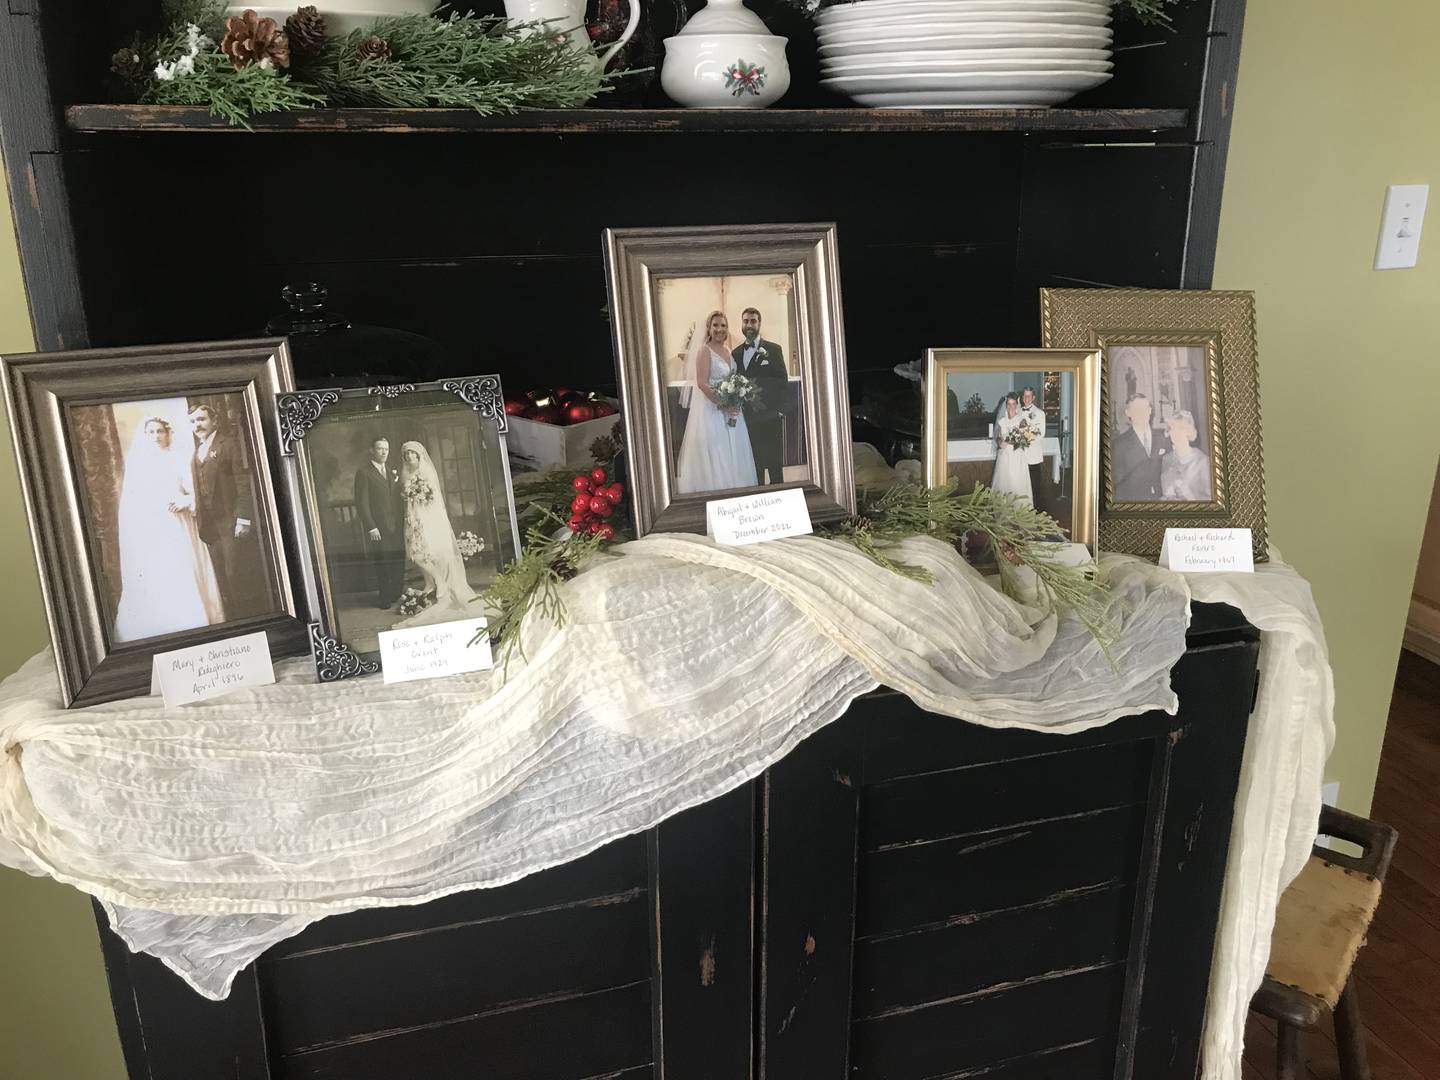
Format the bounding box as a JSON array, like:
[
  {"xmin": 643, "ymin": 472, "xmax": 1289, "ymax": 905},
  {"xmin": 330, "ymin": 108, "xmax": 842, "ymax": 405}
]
[{"xmin": 566, "ymin": 466, "xmax": 624, "ymax": 541}]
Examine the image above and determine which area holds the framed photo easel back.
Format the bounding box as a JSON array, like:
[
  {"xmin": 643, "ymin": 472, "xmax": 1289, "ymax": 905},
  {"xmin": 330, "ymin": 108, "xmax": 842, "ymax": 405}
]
[
  {"xmin": 279, "ymin": 376, "xmax": 522, "ymax": 682},
  {"xmin": 1041, "ymin": 288, "xmax": 1267, "ymax": 561},
  {"xmin": 1, "ymin": 339, "xmax": 310, "ymax": 707},
  {"xmin": 923, "ymin": 348, "xmax": 1100, "ymax": 570},
  {"xmin": 603, "ymin": 222, "xmax": 857, "ymax": 537}
]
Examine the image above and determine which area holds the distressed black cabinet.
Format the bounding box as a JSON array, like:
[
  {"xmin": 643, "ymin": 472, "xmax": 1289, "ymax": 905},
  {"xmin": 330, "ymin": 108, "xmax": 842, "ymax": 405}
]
[{"xmin": 99, "ymin": 604, "xmax": 1257, "ymax": 1079}]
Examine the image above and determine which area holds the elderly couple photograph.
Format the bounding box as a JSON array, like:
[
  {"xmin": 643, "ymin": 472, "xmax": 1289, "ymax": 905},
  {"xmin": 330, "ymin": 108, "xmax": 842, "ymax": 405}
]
[{"xmin": 674, "ymin": 307, "xmax": 790, "ymax": 495}]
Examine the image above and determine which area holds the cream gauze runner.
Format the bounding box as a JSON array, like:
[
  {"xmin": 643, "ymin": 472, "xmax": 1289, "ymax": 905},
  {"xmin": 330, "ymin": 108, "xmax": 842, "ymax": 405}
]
[{"xmin": 0, "ymin": 534, "xmax": 1331, "ymax": 1080}]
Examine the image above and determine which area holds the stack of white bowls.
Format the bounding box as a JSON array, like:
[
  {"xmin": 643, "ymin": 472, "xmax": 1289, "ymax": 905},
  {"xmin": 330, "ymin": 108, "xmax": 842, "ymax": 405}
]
[{"xmin": 816, "ymin": 0, "xmax": 1115, "ymax": 109}]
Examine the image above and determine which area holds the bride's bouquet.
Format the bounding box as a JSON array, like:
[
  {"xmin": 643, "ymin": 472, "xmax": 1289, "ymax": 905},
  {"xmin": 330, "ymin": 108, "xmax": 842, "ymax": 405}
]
[
  {"xmin": 403, "ymin": 475, "xmax": 435, "ymax": 505},
  {"xmin": 711, "ymin": 371, "xmax": 761, "ymax": 428},
  {"xmin": 1003, "ymin": 420, "xmax": 1039, "ymax": 452}
]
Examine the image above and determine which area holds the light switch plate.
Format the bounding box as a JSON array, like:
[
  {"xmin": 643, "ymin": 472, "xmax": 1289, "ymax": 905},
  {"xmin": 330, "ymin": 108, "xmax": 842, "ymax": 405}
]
[{"xmin": 1374, "ymin": 183, "xmax": 1428, "ymax": 270}]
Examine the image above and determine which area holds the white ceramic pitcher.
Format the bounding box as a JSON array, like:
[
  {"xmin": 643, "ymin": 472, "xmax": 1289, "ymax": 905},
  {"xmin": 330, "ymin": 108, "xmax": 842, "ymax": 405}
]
[{"xmin": 504, "ymin": 0, "xmax": 642, "ymax": 72}]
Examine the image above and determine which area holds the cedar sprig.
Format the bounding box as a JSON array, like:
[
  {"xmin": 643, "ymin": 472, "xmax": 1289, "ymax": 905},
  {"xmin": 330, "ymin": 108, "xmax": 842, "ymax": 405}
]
[
  {"xmin": 309, "ymin": 13, "xmax": 615, "ymax": 112},
  {"xmin": 824, "ymin": 480, "xmax": 1117, "ymax": 649},
  {"xmin": 483, "ymin": 525, "xmax": 605, "ymax": 672}
]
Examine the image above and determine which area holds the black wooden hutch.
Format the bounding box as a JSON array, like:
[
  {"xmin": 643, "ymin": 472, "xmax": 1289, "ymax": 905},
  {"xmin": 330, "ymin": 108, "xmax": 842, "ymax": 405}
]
[{"xmin": 0, "ymin": 0, "xmax": 1254, "ymax": 1076}]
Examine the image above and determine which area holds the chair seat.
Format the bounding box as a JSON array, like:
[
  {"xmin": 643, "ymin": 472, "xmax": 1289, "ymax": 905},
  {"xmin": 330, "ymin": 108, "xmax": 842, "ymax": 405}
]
[{"xmin": 1262, "ymin": 855, "xmax": 1383, "ymax": 1013}]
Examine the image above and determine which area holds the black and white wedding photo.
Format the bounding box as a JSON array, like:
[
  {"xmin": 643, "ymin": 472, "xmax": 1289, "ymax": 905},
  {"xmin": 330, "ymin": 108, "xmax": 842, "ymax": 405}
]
[
  {"xmin": 1107, "ymin": 344, "xmax": 1215, "ymax": 504},
  {"xmin": 654, "ymin": 273, "xmax": 809, "ymax": 496},
  {"xmin": 285, "ymin": 381, "xmax": 522, "ymax": 665},
  {"xmin": 71, "ymin": 394, "xmax": 281, "ymax": 645}
]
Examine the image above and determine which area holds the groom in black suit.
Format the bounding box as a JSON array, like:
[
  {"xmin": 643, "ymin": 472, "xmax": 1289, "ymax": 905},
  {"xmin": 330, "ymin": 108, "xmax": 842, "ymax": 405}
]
[
  {"xmin": 1113, "ymin": 393, "xmax": 1170, "ymax": 500},
  {"xmin": 733, "ymin": 307, "xmax": 789, "ymax": 486},
  {"xmin": 353, "ymin": 437, "xmax": 405, "ymax": 609},
  {"xmin": 189, "ymin": 403, "xmax": 262, "ymax": 619}
]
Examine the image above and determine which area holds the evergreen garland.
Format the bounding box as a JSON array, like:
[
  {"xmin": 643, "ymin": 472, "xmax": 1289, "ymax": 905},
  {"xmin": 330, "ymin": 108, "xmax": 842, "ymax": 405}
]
[{"xmin": 120, "ymin": 5, "xmax": 618, "ymax": 127}]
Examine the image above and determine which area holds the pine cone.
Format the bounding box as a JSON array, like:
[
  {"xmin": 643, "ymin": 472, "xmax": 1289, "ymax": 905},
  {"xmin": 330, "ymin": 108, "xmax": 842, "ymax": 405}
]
[
  {"xmin": 357, "ymin": 34, "xmax": 392, "ymax": 61},
  {"xmin": 110, "ymin": 46, "xmax": 146, "ymax": 81},
  {"xmin": 220, "ymin": 9, "xmax": 291, "ymax": 71},
  {"xmin": 284, "ymin": 6, "xmax": 326, "ymax": 62}
]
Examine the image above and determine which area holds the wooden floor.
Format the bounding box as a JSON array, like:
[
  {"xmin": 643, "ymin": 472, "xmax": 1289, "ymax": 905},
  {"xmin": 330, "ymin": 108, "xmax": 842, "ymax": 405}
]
[{"xmin": 1243, "ymin": 649, "xmax": 1440, "ymax": 1079}]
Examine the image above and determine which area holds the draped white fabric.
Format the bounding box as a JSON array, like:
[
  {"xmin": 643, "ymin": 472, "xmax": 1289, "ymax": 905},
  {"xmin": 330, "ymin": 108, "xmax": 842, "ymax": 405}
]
[{"xmin": 0, "ymin": 535, "xmax": 1331, "ymax": 1079}]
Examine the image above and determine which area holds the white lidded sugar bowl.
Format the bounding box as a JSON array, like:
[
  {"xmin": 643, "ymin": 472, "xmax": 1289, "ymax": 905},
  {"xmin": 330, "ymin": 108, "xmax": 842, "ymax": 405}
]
[{"xmin": 661, "ymin": 0, "xmax": 790, "ymax": 109}]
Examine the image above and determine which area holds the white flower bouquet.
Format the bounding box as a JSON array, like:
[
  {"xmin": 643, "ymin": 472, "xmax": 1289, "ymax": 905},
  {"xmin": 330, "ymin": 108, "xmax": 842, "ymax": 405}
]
[{"xmin": 711, "ymin": 371, "xmax": 761, "ymax": 428}]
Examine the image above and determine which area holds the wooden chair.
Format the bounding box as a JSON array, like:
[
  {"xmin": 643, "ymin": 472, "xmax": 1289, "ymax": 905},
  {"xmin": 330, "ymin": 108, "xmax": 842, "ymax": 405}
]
[{"xmin": 1250, "ymin": 805, "xmax": 1399, "ymax": 1080}]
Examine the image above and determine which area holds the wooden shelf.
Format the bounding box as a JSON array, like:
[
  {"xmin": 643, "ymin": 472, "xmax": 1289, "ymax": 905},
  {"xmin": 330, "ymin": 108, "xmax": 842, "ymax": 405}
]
[{"xmin": 64, "ymin": 104, "xmax": 1188, "ymax": 135}]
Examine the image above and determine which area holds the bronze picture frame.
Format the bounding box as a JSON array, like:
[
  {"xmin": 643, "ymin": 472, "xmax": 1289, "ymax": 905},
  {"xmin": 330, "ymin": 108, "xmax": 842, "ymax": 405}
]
[
  {"xmin": 923, "ymin": 348, "xmax": 1100, "ymax": 563},
  {"xmin": 1041, "ymin": 288, "xmax": 1267, "ymax": 560},
  {"xmin": 278, "ymin": 376, "xmax": 522, "ymax": 682},
  {"xmin": 1, "ymin": 339, "xmax": 310, "ymax": 707},
  {"xmin": 602, "ymin": 223, "xmax": 857, "ymax": 537}
]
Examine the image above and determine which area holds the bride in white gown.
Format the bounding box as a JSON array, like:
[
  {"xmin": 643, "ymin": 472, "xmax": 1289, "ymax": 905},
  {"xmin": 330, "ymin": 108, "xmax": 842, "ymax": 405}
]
[
  {"xmin": 396, "ymin": 441, "xmax": 481, "ymax": 626},
  {"xmin": 112, "ymin": 416, "xmax": 225, "ymax": 643},
  {"xmin": 675, "ymin": 311, "xmax": 759, "ymax": 494},
  {"xmin": 991, "ymin": 393, "xmax": 1034, "ymax": 507}
]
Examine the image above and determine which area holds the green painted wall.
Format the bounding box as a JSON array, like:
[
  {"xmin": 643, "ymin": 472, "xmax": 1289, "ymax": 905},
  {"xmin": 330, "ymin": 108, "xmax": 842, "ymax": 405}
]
[
  {"xmin": 1, "ymin": 1, "xmax": 1437, "ymax": 1075},
  {"xmin": 1212, "ymin": 0, "xmax": 1440, "ymax": 814}
]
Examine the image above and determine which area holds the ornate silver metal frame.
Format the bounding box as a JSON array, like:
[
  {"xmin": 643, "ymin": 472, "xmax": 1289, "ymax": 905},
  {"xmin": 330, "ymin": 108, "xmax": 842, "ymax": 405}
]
[
  {"xmin": 1, "ymin": 338, "xmax": 310, "ymax": 707},
  {"xmin": 602, "ymin": 223, "xmax": 857, "ymax": 537},
  {"xmin": 281, "ymin": 376, "xmax": 521, "ymax": 682}
]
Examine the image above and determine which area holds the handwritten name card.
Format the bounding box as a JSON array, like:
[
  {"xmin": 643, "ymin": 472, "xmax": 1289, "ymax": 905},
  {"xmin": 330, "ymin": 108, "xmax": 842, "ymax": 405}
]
[
  {"xmin": 378, "ymin": 617, "xmax": 493, "ymax": 685},
  {"xmin": 153, "ymin": 631, "xmax": 276, "ymax": 708},
  {"xmin": 1160, "ymin": 528, "xmax": 1255, "ymax": 574},
  {"xmin": 707, "ymin": 488, "xmax": 814, "ymax": 546}
]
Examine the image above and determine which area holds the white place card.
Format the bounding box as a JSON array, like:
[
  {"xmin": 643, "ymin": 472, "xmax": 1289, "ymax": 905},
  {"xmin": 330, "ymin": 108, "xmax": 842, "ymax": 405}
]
[
  {"xmin": 1160, "ymin": 528, "xmax": 1255, "ymax": 574},
  {"xmin": 707, "ymin": 487, "xmax": 814, "ymax": 547},
  {"xmin": 153, "ymin": 631, "xmax": 276, "ymax": 708},
  {"xmin": 378, "ymin": 617, "xmax": 493, "ymax": 685}
]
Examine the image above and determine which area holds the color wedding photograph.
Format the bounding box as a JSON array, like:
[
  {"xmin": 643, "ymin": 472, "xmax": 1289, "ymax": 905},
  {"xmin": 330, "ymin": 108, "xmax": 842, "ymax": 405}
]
[{"xmin": 654, "ymin": 273, "xmax": 809, "ymax": 497}]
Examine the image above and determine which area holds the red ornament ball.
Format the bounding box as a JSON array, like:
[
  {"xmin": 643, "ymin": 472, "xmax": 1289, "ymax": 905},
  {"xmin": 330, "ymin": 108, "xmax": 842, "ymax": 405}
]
[
  {"xmin": 572, "ymin": 475, "xmax": 592, "ymax": 494},
  {"xmin": 571, "ymin": 494, "xmax": 590, "ymax": 513},
  {"xmin": 591, "ymin": 401, "xmax": 618, "ymax": 419},
  {"xmin": 602, "ymin": 483, "xmax": 624, "ymax": 505},
  {"xmin": 597, "ymin": 523, "xmax": 616, "ymax": 541},
  {"xmin": 568, "ymin": 515, "xmax": 585, "ymax": 533},
  {"xmin": 588, "ymin": 495, "xmax": 610, "ymax": 516},
  {"xmin": 504, "ymin": 395, "xmax": 529, "ymax": 416},
  {"xmin": 564, "ymin": 402, "xmax": 595, "ymax": 425},
  {"xmin": 525, "ymin": 403, "xmax": 562, "ymax": 425},
  {"xmin": 590, "ymin": 467, "xmax": 607, "ymax": 485}
]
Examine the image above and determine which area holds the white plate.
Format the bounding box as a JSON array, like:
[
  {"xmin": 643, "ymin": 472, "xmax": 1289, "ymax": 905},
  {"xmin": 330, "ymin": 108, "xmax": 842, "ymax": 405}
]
[
  {"xmin": 821, "ymin": 0, "xmax": 1110, "ymax": 10},
  {"xmin": 821, "ymin": 69, "xmax": 1112, "ymax": 91},
  {"xmin": 823, "ymin": 56, "xmax": 1112, "ymax": 75},
  {"xmin": 816, "ymin": 25, "xmax": 1113, "ymax": 46},
  {"xmin": 818, "ymin": 5, "xmax": 1110, "ymax": 26},
  {"xmin": 840, "ymin": 88, "xmax": 1080, "ymax": 106},
  {"xmin": 818, "ymin": 38, "xmax": 1111, "ymax": 58}
]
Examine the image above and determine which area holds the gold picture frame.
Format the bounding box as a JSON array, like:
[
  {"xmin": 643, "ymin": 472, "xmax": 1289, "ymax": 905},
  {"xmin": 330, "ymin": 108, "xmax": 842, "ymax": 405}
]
[
  {"xmin": 602, "ymin": 223, "xmax": 856, "ymax": 537},
  {"xmin": 1041, "ymin": 288, "xmax": 1267, "ymax": 560},
  {"xmin": 923, "ymin": 348, "xmax": 1100, "ymax": 563}
]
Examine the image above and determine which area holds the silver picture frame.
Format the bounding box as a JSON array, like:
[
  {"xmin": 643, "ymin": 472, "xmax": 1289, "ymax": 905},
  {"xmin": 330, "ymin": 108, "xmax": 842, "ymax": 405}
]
[
  {"xmin": 279, "ymin": 376, "xmax": 522, "ymax": 682},
  {"xmin": 602, "ymin": 223, "xmax": 857, "ymax": 537},
  {"xmin": 1, "ymin": 339, "xmax": 310, "ymax": 707}
]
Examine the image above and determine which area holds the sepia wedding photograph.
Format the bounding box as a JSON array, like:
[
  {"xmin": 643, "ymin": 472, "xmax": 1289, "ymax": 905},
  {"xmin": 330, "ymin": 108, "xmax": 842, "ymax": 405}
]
[
  {"xmin": 654, "ymin": 272, "xmax": 809, "ymax": 496},
  {"xmin": 1106, "ymin": 343, "xmax": 1215, "ymax": 504},
  {"xmin": 283, "ymin": 379, "xmax": 522, "ymax": 676},
  {"xmin": 71, "ymin": 393, "xmax": 282, "ymax": 645},
  {"xmin": 1, "ymin": 340, "xmax": 308, "ymax": 707},
  {"xmin": 924, "ymin": 348, "xmax": 1099, "ymax": 569},
  {"xmin": 603, "ymin": 223, "xmax": 856, "ymax": 537}
]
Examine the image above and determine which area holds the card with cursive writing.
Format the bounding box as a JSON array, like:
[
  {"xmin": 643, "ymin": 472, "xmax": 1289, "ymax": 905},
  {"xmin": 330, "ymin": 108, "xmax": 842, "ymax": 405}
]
[
  {"xmin": 1159, "ymin": 528, "xmax": 1254, "ymax": 574},
  {"xmin": 153, "ymin": 631, "xmax": 276, "ymax": 708},
  {"xmin": 378, "ymin": 617, "xmax": 493, "ymax": 685},
  {"xmin": 707, "ymin": 487, "xmax": 814, "ymax": 546}
]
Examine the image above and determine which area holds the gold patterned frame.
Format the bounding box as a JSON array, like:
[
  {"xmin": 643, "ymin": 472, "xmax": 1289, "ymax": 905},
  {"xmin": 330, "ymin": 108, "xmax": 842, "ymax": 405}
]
[
  {"xmin": 603, "ymin": 223, "xmax": 857, "ymax": 537},
  {"xmin": 1041, "ymin": 288, "xmax": 1267, "ymax": 561},
  {"xmin": 923, "ymin": 348, "xmax": 1101, "ymax": 556}
]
